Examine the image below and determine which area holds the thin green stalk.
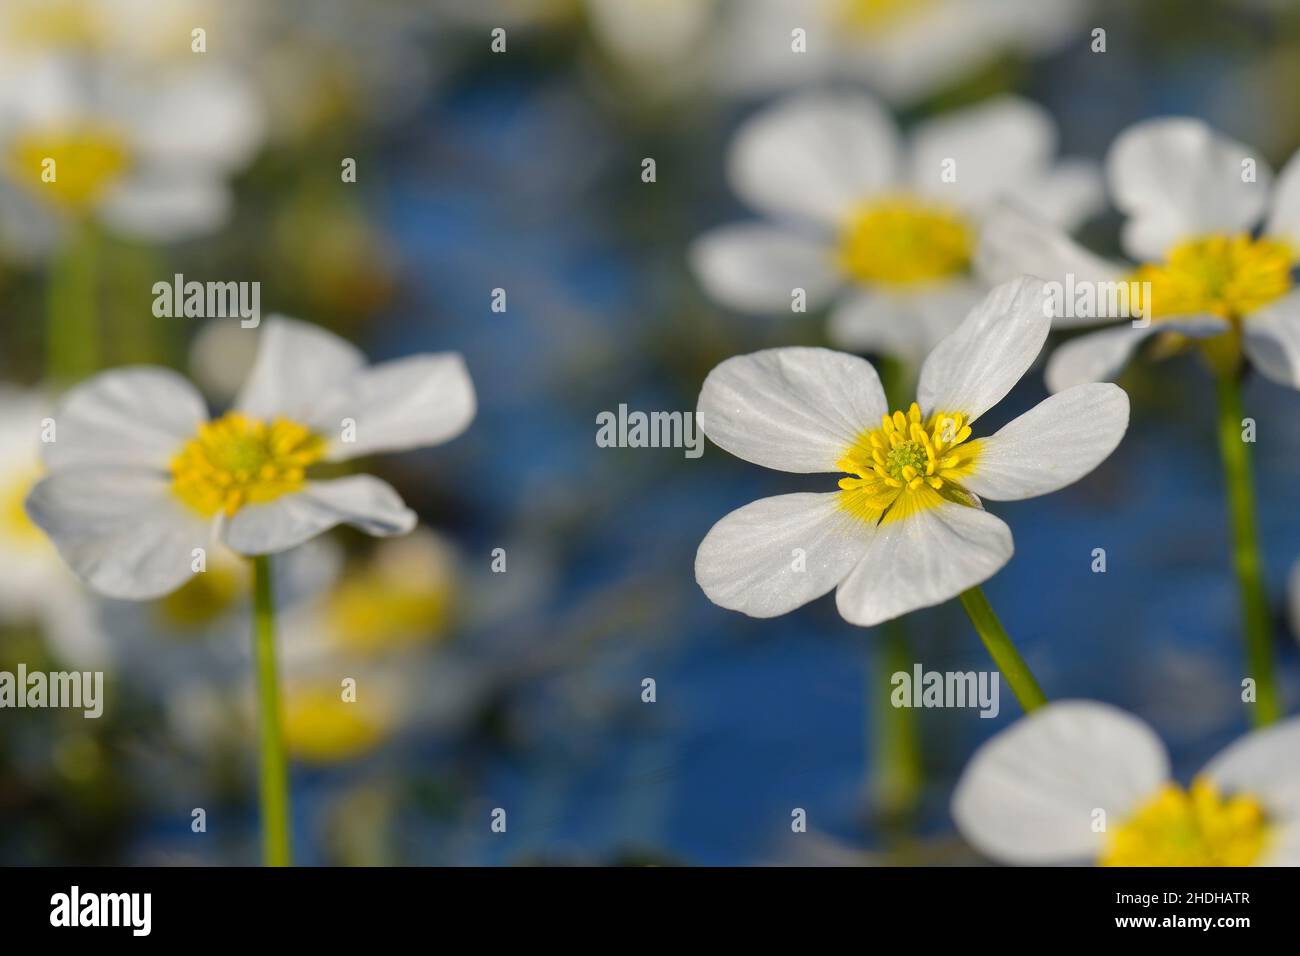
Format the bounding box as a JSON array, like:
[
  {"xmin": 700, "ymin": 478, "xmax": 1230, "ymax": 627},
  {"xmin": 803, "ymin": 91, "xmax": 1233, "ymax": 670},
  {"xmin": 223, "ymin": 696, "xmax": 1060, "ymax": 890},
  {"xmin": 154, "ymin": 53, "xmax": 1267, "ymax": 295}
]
[
  {"xmin": 45, "ymin": 223, "xmax": 99, "ymax": 382},
  {"xmin": 869, "ymin": 620, "xmax": 922, "ymax": 824},
  {"xmin": 958, "ymin": 587, "xmax": 1047, "ymax": 713},
  {"xmin": 252, "ymin": 555, "xmax": 292, "ymax": 866},
  {"xmin": 1214, "ymin": 371, "xmax": 1280, "ymax": 727}
]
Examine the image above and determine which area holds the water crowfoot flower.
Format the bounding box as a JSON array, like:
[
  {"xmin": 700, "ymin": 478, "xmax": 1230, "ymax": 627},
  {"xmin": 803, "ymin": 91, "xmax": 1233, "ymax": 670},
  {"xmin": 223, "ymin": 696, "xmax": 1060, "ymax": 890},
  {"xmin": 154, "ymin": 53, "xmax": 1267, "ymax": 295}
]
[
  {"xmin": 25, "ymin": 316, "xmax": 476, "ymax": 865},
  {"xmin": 694, "ymin": 277, "xmax": 1130, "ymax": 710},
  {"xmin": 979, "ymin": 117, "xmax": 1297, "ymax": 725},
  {"xmin": 953, "ymin": 701, "xmax": 1300, "ymax": 866}
]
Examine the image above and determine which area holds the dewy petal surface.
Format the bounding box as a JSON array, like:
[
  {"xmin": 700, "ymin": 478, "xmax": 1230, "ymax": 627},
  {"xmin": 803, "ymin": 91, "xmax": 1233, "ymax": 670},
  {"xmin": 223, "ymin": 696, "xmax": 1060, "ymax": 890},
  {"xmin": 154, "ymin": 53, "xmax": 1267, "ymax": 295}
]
[
  {"xmin": 222, "ymin": 475, "xmax": 417, "ymax": 556},
  {"xmin": 695, "ymin": 492, "xmax": 872, "ymax": 618},
  {"xmin": 834, "ymin": 497, "xmax": 1013, "ymax": 627},
  {"xmin": 951, "ymin": 701, "xmax": 1170, "ymax": 865},
  {"xmin": 697, "ymin": 347, "xmax": 888, "ymax": 474},
  {"xmin": 44, "ymin": 367, "xmax": 210, "ymax": 471},
  {"xmin": 25, "ymin": 468, "xmax": 211, "ymax": 600},
  {"xmin": 962, "ymin": 383, "xmax": 1129, "ymax": 501},
  {"xmin": 917, "ymin": 276, "xmax": 1051, "ymax": 424},
  {"xmin": 727, "ymin": 91, "xmax": 900, "ymax": 228}
]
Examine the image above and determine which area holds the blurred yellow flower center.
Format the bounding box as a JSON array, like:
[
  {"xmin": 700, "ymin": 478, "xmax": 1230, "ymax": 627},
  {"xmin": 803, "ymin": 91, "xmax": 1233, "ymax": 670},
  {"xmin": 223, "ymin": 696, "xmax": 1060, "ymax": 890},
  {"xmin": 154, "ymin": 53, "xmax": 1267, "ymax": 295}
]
[
  {"xmin": 835, "ymin": 0, "xmax": 928, "ymax": 33},
  {"xmin": 171, "ymin": 413, "xmax": 326, "ymax": 519},
  {"xmin": 837, "ymin": 402, "xmax": 980, "ymax": 524},
  {"xmin": 8, "ymin": 126, "xmax": 130, "ymax": 210},
  {"xmin": 1100, "ymin": 777, "xmax": 1269, "ymax": 867},
  {"xmin": 156, "ymin": 562, "xmax": 246, "ymax": 630},
  {"xmin": 8, "ymin": 0, "xmax": 104, "ymax": 50},
  {"xmin": 282, "ymin": 684, "xmax": 389, "ymax": 764},
  {"xmin": 1133, "ymin": 234, "xmax": 1294, "ymax": 322},
  {"xmin": 836, "ymin": 197, "xmax": 974, "ymax": 286},
  {"xmin": 329, "ymin": 573, "xmax": 451, "ymax": 654},
  {"xmin": 0, "ymin": 469, "xmax": 44, "ymax": 546}
]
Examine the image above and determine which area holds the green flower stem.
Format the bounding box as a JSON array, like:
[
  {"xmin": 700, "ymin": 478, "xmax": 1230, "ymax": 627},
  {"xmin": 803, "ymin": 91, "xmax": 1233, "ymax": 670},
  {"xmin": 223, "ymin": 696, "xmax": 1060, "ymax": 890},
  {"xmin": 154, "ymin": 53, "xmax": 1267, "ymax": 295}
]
[
  {"xmin": 45, "ymin": 223, "xmax": 99, "ymax": 383},
  {"xmin": 958, "ymin": 586, "xmax": 1047, "ymax": 713},
  {"xmin": 251, "ymin": 555, "xmax": 292, "ymax": 866},
  {"xmin": 1214, "ymin": 371, "xmax": 1280, "ymax": 727},
  {"xmin": 869, "ymin": 619, "xmax": 923, "ymax": 823}
]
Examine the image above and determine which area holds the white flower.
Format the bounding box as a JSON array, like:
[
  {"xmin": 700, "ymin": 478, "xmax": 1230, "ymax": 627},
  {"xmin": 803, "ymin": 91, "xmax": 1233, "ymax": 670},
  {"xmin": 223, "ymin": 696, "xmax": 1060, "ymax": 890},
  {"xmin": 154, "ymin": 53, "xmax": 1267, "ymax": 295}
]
[
  {"xmin": 0, "ymin": 384, "xmax": 106, "ymax": 665},
  {"xmin": 953, "ymin": 700, "xmax": 1300, "ymax": 866},
  {"xmin": 694, "ymin": 277, "xmax": 1129, "ymax": 626},
  {"xmin": 979, "ymin": 117, "xmax": 1300, "ymax": 391},
  {"xmin": 0, "ymin": 54, "xmax": 263, "ymax": 259},
  {"xmin": 26, "ymin": 317, "xmax": 476, "ymax": 601},
  {"xmin": 690, "ymin": 92, "xmax": 1101, "ymax": 363},
  {"xmin": 713, "ymin": 0, "xmax": 1087, "ymax": 106}
]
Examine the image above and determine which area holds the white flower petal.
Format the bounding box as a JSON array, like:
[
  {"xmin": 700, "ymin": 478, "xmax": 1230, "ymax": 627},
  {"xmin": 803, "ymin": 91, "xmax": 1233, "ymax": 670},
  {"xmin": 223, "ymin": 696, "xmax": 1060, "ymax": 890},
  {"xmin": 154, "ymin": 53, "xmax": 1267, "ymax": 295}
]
[
  {"xmin": 974, "ymin": 203, "xmax": 1127, "ymax": 328},
  {"xmin": 25, "ymin": 469, "xmax": 211, "ymax": 601},
  {"xmin": 1202, "ymin": 716, "xmax": 1300, "ymax": 866},
  {"xmin": 1264, "ymin": 148, "xmax": 1300, "ymax": 247},
  {"xmin": 1001, "ymin": 158, "xmax": 1106, "ymax": 231},
  {"xmin": 306, "ymin": 353, "xmax": 476, "ymax": 460},
  {"xmin": 118, "ymin": 66, "xmax": 264, "ymax": 171},
  {"xmin": 235, "ymin": 316, "xmax": 366, "ymax": 421},
  {"xmin": 689, "ymin": 223, "xmax": 839, "ymax": 314},
  {"xmin": 728, "ymin": 91, "xmax": 900, "ymax": 228},
  {"xmin": 222, "ymin": 476, "xmax": 416, "ymax": 556},
  {"xmin": 98, "ymin": 174, "xmax": 231, "ymax": 242},
  {"xmin": 45, "ymin": 367, "xmax": 208, "ymax": 471},
  {"xmin": 909, "ymin": 96, "xmax": 1056, "ymax": 210},
  {"xmin": 1243, "ymin": 291, "xmax": 1300, "ymax": 388},
  {"xmin": 834, "ymin": 501, "xmax": 1013, "ymax": 627},
  {"xmin": 1106, "ymin": 118, "xmax": 1271, "ymax": 261},
  {"xmin": 963, "ymin": 384, "xmax": 1129, "ymax": 501},
  {"xmin": 952, "ymin": 701, "xmax": 1170, "ymax": 865},
  {"xmin": 695, "ymin": 493, "xmax": 871, "ymax": 618},
  {"xmin": 1043, "ymin": 316, "xmax": 1229, "ymax": 393},
  {"xmin": 826, "ymin": 282, "xmax": 984, "ymax": 363},
  {"xmin": 697, "ymin": 347, "xmax": 888, "ymax": 474},
  {"xmin": 917, "ymin": 276, "xmax": 1051, "ymax": 423}
]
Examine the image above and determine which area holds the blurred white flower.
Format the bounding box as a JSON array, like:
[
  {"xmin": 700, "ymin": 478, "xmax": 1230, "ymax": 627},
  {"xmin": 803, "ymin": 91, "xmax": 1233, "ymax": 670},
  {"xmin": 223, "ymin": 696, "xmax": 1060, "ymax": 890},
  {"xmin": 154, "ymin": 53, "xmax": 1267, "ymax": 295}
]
[
  {"xmin": 690, "ymin": 92, "xmax": 1101, "ymax": 362},
  {"xmin": 695, "ymin": 278, "xmax": 1128, "ymax": 626},
  {"xmin": 953, "ymin": 700, "xmax": 1300, "ymax": 865},
  {"xmin": 979, "ymin": 118, "xmax": 1300, "ymax": 391},
  {"xmin": 0, "ymin": 385, "xmax": 105, "ymax": 666},
  {"xmin": 714, "ymin": 0, "xmax": 1087, "ymax": 105},
  {"xmin": 26, "ymin": 317, "xmax": 476, "ymax": 600}
]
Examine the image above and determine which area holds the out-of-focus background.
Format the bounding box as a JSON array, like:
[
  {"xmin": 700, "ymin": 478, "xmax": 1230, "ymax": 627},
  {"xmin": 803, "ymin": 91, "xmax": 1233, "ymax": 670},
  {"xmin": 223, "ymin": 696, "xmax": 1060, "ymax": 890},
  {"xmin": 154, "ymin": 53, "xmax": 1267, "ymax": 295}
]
[{"xmin": 1, "ymin": 0, "xmax": 1298, "ymax": 865}]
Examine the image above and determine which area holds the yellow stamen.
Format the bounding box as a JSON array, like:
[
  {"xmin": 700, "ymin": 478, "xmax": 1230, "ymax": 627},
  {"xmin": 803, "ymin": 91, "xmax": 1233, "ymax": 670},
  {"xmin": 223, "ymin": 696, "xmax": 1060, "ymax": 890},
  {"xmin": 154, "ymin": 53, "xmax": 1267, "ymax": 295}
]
[
  {"xmin": 281, "ymin": 682, "xmax": 390, "ymax": 765},
  {"xmin": 1101, "ymin": 777, "xmax": 1270, "ymax": 867},
  {"xmin": 170, "ymin": 412, "xmax": 327, "ymax": 518},
  {"xmin": 0, "ymin": 468, "xmax": 44, "ymax": 547},
  {"xmin": 834, "ymin": 0, "xmax": 931, "ymax": 33},
  {"xmin": 836, "ymin": 196, "xmax": 974, "ymax": 286},
  {"xmin": 1134, "ymin": 234, "xmax": 1295, "ymax": 323},
  {"xmin": 837, "ymin": 402, "xmax": 981, "ymax": 524},
  {"xmin": 8, "ymin": 126, "xmax": 130, "ymax": 210}
]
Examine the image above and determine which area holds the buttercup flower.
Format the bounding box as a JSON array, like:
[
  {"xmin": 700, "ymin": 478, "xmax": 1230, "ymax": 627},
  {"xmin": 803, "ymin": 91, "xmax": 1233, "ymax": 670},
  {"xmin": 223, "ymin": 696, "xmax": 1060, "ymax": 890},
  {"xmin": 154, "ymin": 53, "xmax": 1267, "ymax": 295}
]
[
  {"xmin": 694, "ymin": 277, "xmax": 1129, "ymax": 627},
  {"xmin": 691, "ymin": 92, "xmax": 1100, "ymax": 362},
  {"xmin": 953, "ymin": 700, "xmax": 1300, "ymax": 865},
  {"xmin": 979, "ymin": 117, "xmax": 1300, "ymax": 391},
  {"xmin": 26, "ymin": 316, "xmax": 476, "ymax": 600}
]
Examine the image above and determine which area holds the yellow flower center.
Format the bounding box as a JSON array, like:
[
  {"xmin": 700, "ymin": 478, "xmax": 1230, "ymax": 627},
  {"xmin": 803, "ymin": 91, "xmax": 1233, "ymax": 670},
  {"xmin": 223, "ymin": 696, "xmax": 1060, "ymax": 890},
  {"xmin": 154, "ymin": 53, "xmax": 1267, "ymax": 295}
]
[
  {"xmin": 0, "ymin": 468, "xmax": 44, "ymax": 547},
  {"xmin": 329, "ymin": 573, "xmax": 452, "ymax": 654},
  {"xmin": 171, "ymin": 413, "xmax": 327, "ymax": 519},
  {"xmin": 836, "ymin": 197, "xmax": 974, "ymax": 287},
  {"xmin": 8, "ymin": 126, "xmax": 130, "ymax": 210},
  {"xmin": 8, "ymin": 0, "xmax": 105, "ymax": 50},
  {"xmin": 1101, "ymin": 777, "xmax": 1270, "ymax": 867},
  {"xmin": 837, "ymin": 402, "xmax": 980, "ymax": 524},
  {"xmin": 834, "ymin": 0, "xmax": 930, "ymax": 33},
  {"xmin": 281, "ymin": 683, "xmax": 390, "ymax": 765},
  {"xmin": 1134, "ymin": 234, "xmax": 1295, "ymax": 323},
  {"xmin": 155, "ymin": 562, "xmax": 247, "ymax": 631}
]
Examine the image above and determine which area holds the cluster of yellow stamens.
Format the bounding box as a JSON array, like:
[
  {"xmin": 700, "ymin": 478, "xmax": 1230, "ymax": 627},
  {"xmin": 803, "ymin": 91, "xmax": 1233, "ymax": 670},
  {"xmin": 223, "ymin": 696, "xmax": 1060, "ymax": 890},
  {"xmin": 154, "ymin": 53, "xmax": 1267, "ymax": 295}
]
[
  {"xmin": 1133, "ymin": 233, "xmax": 1295, "ymax": 324},
  {"xmin": 9, "ymin": 126, "xmax": 129, "ymax": 209},
  {"xmin": 836, "ymin": 197, "xmax": 974, "ymax": 286},
  {"xmin": 1100, "ymin": 777, "xmax": 1270, "ymax": 867},
  {"xmin": 835, "ymin": 0, "xmax": 929, "ymax": 33},
  {"xmin": 837, "ymin": 402, "xmax": 979, "ymax": 524},
  {"xmin": 171, "ymin": 412, "xmax": 326, "ymax": 519}
]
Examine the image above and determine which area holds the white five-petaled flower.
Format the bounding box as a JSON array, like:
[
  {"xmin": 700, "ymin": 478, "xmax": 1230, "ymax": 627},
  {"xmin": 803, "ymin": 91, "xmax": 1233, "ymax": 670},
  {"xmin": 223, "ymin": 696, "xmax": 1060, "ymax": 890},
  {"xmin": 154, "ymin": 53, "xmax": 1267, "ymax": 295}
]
[
  {"xmin": 694, "ymin": 277, "xmax": 1130, "ymax": 627},
  {"xmin": 25, "ymin": 317, "xmax": 476, "ymax": 601},
  {"xmin": 953, "ymin": 700, "xmax": 1300, "ymax": 866},
  {"xmin": 690, "ymin": 92, "xmax": 1102, "ymax": 362},
  {"xmin": 979, "ymin": 117, "xmax": 1300, "ymax": 392}
]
